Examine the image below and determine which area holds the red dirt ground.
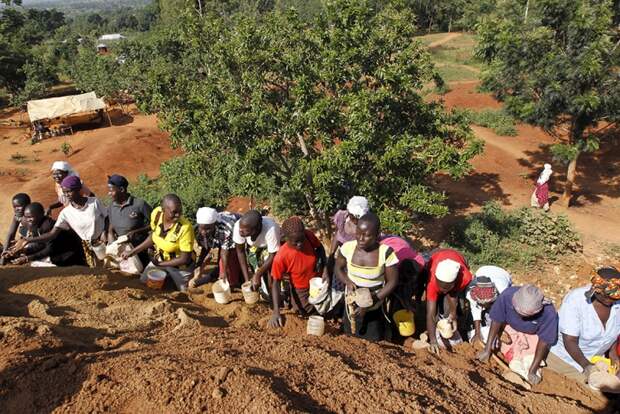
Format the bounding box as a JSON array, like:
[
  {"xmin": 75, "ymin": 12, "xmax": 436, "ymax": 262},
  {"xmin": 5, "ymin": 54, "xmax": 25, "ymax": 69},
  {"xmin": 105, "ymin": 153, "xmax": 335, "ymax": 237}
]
[
  {"xmin": 0, "ymin": 267, "xmax": 612, "ymax": 413},
  {"xmin": 0, "ymin": 107, "xmax": 179, "ymax": 230}
]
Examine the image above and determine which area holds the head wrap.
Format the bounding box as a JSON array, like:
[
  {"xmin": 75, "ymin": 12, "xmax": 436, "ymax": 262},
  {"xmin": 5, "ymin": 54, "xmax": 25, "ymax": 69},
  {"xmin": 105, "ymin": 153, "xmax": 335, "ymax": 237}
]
[
  {"xmin": 51, "ymin": 161, "xmax": 78, "ymax": 177},
  {"xmin": 512, "ymin": 284, "xmax": 546, "ymax": 316},
  {"xmin": 537, "ymin": 163, "xmax": 553, "ymax": 185},
  {"xmin": 108, "ymin": 174, "xmax": 129, "ymax": 188},
  {"xmin": 60, "ymin": 175, "xmax": 82, "ymax": 191},
  {"xmin": 196, "ymin": 207, "xmax": 219, "ymax": 225},
  {"xmin": 281, "ymin": 216, "xmax": 305, "ymax": 238},
  {"xmin": 469, "ymin": 276, "xmax": 499, "ymax": 305},
  {"xmin": 435, "ymin": 259, "xmax": 461, "ymax": 283},
  {"xmin": 346, "ymin": 196, "xmax": 369, "ymax": 219},
  {"xmin": 588, "ymin": 266, "xmax": 620, "ymax": 301}
]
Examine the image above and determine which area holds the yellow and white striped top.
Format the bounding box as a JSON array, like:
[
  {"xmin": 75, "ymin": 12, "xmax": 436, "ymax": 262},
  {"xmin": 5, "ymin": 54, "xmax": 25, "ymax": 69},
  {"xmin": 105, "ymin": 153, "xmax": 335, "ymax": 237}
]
[{"xmin": 340, "ymin": 241, "xmax": 399, "ymax": 288}]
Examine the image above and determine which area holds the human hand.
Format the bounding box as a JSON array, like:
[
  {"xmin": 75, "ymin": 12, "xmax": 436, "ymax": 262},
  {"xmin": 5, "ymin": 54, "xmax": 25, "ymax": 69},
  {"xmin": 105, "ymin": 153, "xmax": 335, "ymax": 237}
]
[
  {"xmin": 267, "ymin": 313, "xmax": 283, "ymax": 328},
  {"xmin": 476, "ymin": 349, "xmax": 491, "ymax": 363},
  {"xmin": 527, "ymin": 372, "xmax": 542, "ymax": 385},
  {"xmin": 470, "ymin": 334, "xmax": 485, "ymax": 349},
  {"xmin": 428, "ymin": 341, "xmax": 441, "ymax": 355},
  {"xmin": 120, "ymin": 250, "xmax": 133, "ymax": 260},
  {"xmin": 11, "ymin": 255, "xmax": 28, "ymax": 265},
  {"xmin": 188, "ymin": 276, "xmax": 199, "ymax": 289}
]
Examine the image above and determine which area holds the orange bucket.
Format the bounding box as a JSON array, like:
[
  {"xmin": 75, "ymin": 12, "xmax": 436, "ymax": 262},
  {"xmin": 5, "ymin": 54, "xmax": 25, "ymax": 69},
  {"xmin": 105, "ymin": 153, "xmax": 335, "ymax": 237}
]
[{"xmin": 146, "ymin": 269, "xmax": 167, "ymax": 290}]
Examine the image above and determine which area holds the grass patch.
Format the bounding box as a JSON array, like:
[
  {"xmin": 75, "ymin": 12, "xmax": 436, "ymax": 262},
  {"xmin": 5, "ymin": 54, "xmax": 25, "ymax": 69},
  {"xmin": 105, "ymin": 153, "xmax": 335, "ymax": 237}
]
[
  {"xmin": 453, "ymin": 108, "xmax": 518, "ymax": 136},
  {"xmin": 436, "ymin": 65, "xmax": 480, "ymax": 82},
  {"xmin": 445, "ymin": 202, "xmax": 582, "ymax": 271},
  {"xmin": 415, "ymin": 33, "xmax": 450, "ymax": 46},
  {"xmin": 9, "ymin": 153, "xmax": 28, "ymax": 163}
]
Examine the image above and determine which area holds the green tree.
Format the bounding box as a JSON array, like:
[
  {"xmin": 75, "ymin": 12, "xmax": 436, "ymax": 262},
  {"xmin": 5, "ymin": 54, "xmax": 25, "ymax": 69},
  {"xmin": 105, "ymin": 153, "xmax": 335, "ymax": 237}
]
[
  {"xmin": 11, "ymin": 58, "xmax": 57, "ymax": 107},
  {"xmin": 71, "ymin": 39, "xmax": 126, "ymax": 102},
  {"xmin": 125, "ymin": 0, "xmax": 482, "ymax": 233},
  {"xmin": 477, "ymin": 0, "xmax": 620, "ymax": 205}
]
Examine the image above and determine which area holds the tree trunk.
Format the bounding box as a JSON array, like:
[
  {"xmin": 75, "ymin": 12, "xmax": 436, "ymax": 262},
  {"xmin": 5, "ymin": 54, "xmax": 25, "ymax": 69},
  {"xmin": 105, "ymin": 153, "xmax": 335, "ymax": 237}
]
[
  {"xmin": 448, "ymin": 16, "xmax": 452, "ymax": 33},
  {"xmin": 561, "ymin": 153, "xmax": 579, "ymax": 207}
]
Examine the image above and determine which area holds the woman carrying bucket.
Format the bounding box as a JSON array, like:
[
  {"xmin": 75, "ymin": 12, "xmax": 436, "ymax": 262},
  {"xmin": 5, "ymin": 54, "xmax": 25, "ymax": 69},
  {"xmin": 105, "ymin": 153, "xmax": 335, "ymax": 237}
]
[
  {"xmin": 335, "ymin": 212, "xmax": 399, "ymax": 341},
  {"xmin": 268, "ymin": 216, "xmax": 328, "ymax": 328}
]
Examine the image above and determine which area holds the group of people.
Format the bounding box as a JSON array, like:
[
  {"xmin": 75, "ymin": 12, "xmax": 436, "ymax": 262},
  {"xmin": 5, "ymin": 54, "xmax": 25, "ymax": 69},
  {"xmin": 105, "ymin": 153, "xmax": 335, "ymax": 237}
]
[{"xmin": 1, "ymin": 162, "xmax": 619, "ymax": 394}]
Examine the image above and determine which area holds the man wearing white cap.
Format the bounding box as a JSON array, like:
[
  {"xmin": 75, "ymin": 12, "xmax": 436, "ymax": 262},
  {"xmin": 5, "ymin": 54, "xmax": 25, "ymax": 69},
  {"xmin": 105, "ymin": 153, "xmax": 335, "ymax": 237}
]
[
  {"xmin": 46, "ymin": 161, "xmax": 93, "ymax": 217},
  {"xmin": 189, "ymin": 207, "xmax": 241, "ymax": 289},
  {"xmin": 425, "ymin": 248, "xmax": 473, "ymax": 354}
]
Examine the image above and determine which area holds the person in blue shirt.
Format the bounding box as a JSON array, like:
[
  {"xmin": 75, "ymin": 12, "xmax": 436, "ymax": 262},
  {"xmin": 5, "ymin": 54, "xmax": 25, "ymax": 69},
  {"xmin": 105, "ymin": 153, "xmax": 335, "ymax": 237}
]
[{"xmin": 477, "ymin": 284, "xmax": 559, "ymax": 385}]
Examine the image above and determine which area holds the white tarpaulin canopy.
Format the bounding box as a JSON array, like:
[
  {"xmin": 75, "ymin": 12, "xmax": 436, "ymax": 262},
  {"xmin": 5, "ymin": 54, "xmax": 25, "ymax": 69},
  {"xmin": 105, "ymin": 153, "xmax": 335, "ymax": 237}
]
[{"xmin": 27, "ymin": 92, "xmax": 106, "ymax": 123}]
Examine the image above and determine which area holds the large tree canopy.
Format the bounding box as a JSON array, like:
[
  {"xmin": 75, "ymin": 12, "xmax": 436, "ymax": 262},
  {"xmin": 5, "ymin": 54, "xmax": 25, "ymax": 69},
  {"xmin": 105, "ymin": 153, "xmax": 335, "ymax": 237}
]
[
  {"xmin": 477, "ymin": 0, "xmax": 620, "ymax": 205},
  {"xmin": 122, "ymin": 0, "xmax": 482, "ymax": 234}
]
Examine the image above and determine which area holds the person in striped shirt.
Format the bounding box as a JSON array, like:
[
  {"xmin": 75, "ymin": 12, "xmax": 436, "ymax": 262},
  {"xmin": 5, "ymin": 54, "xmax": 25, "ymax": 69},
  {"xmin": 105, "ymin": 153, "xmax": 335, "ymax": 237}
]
[{"xmin": 335, "ymin": 212, "xmax": 399, "ymax": 341}]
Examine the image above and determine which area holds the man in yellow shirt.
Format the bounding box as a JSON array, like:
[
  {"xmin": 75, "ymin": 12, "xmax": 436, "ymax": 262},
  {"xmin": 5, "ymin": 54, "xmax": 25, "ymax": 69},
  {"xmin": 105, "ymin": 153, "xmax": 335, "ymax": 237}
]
[{"xmin": 123, "ymin": 194, "xmax": 195, "ymax": 292}]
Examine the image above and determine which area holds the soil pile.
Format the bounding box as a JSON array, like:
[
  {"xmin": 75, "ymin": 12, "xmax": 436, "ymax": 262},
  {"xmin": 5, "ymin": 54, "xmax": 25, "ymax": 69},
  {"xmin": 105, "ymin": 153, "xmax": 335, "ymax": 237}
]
[{"xmin": 0, "ymin": 266, "xmax": 613, "ymax": 413}]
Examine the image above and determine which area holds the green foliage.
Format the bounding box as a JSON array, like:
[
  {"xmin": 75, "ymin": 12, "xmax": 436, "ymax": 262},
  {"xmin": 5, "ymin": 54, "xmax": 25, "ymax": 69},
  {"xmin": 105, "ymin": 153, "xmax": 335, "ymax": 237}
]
[
  {"xmin": 70, "ymin": 39, "xmax": 126, "ymax": 101},
  {"xmin": 453, "ymin": 108, "xmax": 517, "ymax": 136},
  {"xmin": 122, "ymin": 0, "xmax": 482, "ymax": 233},
  {"xmin": 476, "ymin": 0, "xmax": 620, "ymax": 197},
  {"xmin": 60, "ymin": 141, "xmax": 72, "ymax": 155},
  {"xmin": 447, "ymin": 202, "xmax": 582, "ymax": 269}
]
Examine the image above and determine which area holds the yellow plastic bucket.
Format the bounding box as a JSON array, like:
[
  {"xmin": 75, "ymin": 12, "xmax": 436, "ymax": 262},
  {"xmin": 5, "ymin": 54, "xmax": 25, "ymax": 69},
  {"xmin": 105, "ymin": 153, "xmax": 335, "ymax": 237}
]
[{"xmin": 393, "ymin": 309, "xmax": 415, "ymax": 337}]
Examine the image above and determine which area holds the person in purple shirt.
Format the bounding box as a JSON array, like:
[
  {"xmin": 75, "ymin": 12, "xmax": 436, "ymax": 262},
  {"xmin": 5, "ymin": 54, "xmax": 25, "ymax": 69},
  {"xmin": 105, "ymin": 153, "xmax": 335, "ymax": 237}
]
[{"xmin": 477, "ymin": 284, "xmax": 559, "ymax": 385}]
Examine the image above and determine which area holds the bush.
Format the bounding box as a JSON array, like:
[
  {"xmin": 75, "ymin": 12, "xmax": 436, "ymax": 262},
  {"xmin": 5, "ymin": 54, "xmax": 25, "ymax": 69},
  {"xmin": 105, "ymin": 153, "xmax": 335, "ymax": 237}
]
[
  {"xmin": 446, "ymin": 202, "xmax": 582, "ymax": 270},
  {"xmin": 453, "ymin": 108, "xmax": 518, "ymax": 136}
]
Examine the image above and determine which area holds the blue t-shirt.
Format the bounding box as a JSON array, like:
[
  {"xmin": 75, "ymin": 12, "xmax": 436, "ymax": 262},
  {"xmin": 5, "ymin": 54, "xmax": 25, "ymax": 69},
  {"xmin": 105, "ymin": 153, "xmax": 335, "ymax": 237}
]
[{"xmin": 489, "ymin": 286, "xmax": 559, "ymax": 346}]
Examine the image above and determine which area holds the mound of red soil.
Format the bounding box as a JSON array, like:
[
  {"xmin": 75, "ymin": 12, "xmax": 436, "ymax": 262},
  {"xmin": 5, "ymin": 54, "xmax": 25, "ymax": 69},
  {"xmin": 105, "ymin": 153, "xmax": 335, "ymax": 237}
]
[{"xmin": 0, "ymin": 266, "xmax": 613, "ymax": 413}]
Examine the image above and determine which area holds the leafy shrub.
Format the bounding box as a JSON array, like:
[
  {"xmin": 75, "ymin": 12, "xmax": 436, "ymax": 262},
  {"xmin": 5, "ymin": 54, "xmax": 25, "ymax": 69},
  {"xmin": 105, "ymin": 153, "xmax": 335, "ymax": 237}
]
[
  {"xmin": 446, "ymin": 202, "xmax": 582, "ymax": 270},
  {"xmin": 453, "ymin": 108, "xmax": 518, "ymax": 136},
  {"xmin": 60, "ymin": 142, "xmax": 72, "ymax": 156}
]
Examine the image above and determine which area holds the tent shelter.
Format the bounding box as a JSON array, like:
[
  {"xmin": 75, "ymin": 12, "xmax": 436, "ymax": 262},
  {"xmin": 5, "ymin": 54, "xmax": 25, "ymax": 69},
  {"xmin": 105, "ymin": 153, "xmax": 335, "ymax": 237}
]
[{"xmin": 27, "ymin": 92, "xmax": 110, "ymax": 139}]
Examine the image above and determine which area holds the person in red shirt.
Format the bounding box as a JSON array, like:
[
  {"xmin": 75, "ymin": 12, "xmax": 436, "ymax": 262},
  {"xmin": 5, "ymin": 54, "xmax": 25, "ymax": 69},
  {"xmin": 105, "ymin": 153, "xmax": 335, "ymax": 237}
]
[
  {"xmin": 425, "ymin": 248, "xmax": 473, "ymax": 354},
  {"xmin": 268, "ymin": 216, "xmax": 328, "ymax": 328}
]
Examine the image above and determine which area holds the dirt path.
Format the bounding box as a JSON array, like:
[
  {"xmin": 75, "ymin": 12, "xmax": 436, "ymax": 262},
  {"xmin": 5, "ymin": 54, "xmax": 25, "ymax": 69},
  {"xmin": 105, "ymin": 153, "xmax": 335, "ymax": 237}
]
[
  {"xmin": 432, "ymin": 81, "xmax": 620, "ymax": 251},
  {"xmin": 428, "ymin": 32, "xmax": 463, "ymax": 48}
]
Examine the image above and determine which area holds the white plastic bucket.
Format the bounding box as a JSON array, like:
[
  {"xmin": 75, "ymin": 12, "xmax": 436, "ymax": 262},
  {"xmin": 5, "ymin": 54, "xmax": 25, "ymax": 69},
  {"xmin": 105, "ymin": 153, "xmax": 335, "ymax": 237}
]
[
  {"xmin": 212, "ymin": 279, "xmax": 232, "ymax": 304},
  {"xmin": 309, "ymin": 277, "xmax": 328, "ymax": 301},
  {"xmin": 241, "ymin": 281, "xmax": 259, "ymax": 305},
  {"xmin": 437, "ymin": 318, "xmax": 455, "ymax": 339},
  {"xmin": 306, "ymin": 315, "xmax": 325, "ymax": 336},
  {"xmin": 91, "ymin": 241, "xmax": 106, "ymax": 260}
]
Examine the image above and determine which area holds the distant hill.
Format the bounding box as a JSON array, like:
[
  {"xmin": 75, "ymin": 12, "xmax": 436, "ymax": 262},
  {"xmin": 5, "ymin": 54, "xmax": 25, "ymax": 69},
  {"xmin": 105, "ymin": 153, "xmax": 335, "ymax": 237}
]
[{"xmin": 13, "ymin": 0, "xmax": 151, "ymax": 14}]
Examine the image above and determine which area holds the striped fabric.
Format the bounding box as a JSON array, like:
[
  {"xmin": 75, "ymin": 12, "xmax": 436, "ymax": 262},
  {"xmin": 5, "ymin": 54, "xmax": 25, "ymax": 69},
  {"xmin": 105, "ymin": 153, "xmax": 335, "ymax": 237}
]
[{"xmin": 340, "ymin": 241, "xmax": 399, "ymax": 288}]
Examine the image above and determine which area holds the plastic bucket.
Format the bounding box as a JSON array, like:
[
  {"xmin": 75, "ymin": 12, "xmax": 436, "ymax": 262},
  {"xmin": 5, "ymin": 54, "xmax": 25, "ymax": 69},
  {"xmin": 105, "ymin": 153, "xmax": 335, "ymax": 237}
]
[
  {"xmin": 306, "ymin": 315, "xmax": 325, "ymax": 336},
  {"xmin": 309, "ymin": 277, "xmax": 325, "ymax": 299},
  {"xmin": 437, "ymin": 318, "xmax": 455, "ymax": 339},
  {"xmin": 146, "ymin": 269, "xmax": 167, "ymax": 290},
  {"xmin": 241, "ymin": 281, "xmax": 259, "ymax": 305},
  {"xmin": 91, "ymin": 242, "xmax": 106, "ymax": 260},
  {"xmin": 393, "ymin": 309, "xmax": 415, "ymax": 337},
  {"xmin": 212, "ymin": 279, "xmax": 232, "ymax": 304}
]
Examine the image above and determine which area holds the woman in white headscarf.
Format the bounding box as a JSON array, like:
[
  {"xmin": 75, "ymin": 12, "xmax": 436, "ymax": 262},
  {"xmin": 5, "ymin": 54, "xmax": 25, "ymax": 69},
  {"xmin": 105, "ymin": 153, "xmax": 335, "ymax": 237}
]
[
  {"xmin": 327, "ymin": 196, "xmax": 370, "ymax": 288},
  {"xmin": 46, "ymin": 161, "xmax": 93, "ymax": 216},
  {"xmin": 531, "ymin": 163, "xmax": 553, "ymax": 211}
]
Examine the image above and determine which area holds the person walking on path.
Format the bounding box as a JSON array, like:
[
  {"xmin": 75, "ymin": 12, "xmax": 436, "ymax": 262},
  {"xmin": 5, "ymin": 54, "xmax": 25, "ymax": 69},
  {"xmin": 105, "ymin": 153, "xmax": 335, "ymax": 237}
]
[{"xmin": 531, "ymin": 163, "xmax": 553, "ymax": 211}]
